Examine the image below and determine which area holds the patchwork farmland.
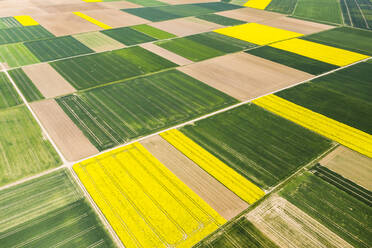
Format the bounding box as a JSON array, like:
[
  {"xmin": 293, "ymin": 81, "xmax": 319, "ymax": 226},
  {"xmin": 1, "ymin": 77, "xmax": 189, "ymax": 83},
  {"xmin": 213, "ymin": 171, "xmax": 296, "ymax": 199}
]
[{"xmin": 0, "ymin": 0, "xmax": 371, "ymax": 247}]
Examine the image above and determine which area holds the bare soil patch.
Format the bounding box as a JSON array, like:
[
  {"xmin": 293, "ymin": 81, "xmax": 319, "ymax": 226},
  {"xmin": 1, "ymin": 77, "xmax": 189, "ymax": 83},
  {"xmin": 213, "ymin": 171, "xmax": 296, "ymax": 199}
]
[
  {"xmin": 159, "ymin": 0, "xmax": 217, "ymax": 4},
  {"xmin": 320, "ymin": 146, "xmax": 372, "ymax": 191},
  {"xmin": 149, "ymin": 17, "xmax": 223, "ymax": 37},
  {"xmin": 178, "ymin": 52, "xmax": 313, "ymax": 101},
  {"xmin": 38, "ymin": 3, "xmax": 106, "ymax": 14},
  {"xmin": 247, "ymin": 195, "xmax": 353, "ymax": 248},
  {"xmin": 140, "ymin": 135, "xmax": 248, "ymax": 220},
  {"xmin": 217, "ymin": 7, "xmax": 284, "ymax": 23},
  {"xmin": 96, "ymin": 1, "xmax": 142, "ymax": 9},
  {"xmin": 23, "ymin": 63, "xmax": 76, "ymax": 98},
  {"xmin": 30, "ymin": 99, "xmax": 98, "ymax": 162},
  {"xmin": 260, "ymin": 16, "xmax": 334, "ymax": 35},
  {"xmin": 140, "ymin": 43, "xmax": 192, "ymax": 66},
  {"xmin": 32, "ymin": 13, "xmax": 103, "ymax": 36}
]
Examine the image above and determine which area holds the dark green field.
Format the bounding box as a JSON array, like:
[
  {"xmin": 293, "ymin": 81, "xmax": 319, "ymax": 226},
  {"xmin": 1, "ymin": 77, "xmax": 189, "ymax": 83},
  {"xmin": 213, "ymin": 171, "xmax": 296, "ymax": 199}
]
[
  {"xmin": 8, "ymin": 68, "xmax": 44, "ymax": 102},
  {"xmin": 293, "ymin": 0, "xmax": 343, "ymax": 24},
  {"xmin": 0, "ymin": 25, "xmax": 54, "ymax": 45},
  {"xmin": 0, "ymin": 17, "xmax": 22, "ymax": 29},
  {"xmin": 0, "ymin": 72, "xmax": 22, "ymax": 109},
  {"xmin": 280, "ymin": 172, "xmax": 372, "ymax": 248},
  {"xmin": 195, "ymin": 217, "xmax": 278, "ymax": 248},
  {"xmin": 24, "ymin": 36, "xmax": 94, "ymax": 62},
  {"xmin": 0, "ymin": 169, "xmax": 115, "ymax": 248},
  {"xmin": 0, "ymin": 106, "xmax": 61, "ymax": 186},
  {"xmin": 276, "ymin": 62, "xmax": 372, "ymax": 134},
  {"xmin": 102, "ymin": 27, "xmax": 156, "ymax": 46},
  {"xmin": 56, "ymin": 70, "xmax": 237, "ymax": 151},
  {"xmin": 266, "ymin": 0, "xmax": 298, "ymax": 14},
  {"xmin": 196, "ymin": 13, "xmax": 246, "ymax": 26},
  {"xmin": 130, "ymin": 24, "xmax": 176, "ymax": 39},
  {"xmin": 340, "ymin": 0, "xmax": 372, "ymax": 29},
  {"xmin": 302, "ymin": 27, "xmax": 372, "ymax": 55},
  {"xmin": 246, "ymin": 46, "xmax": 338, "ymax": 75},
  {"xmin": 180, "ymin": 104, "xmax": 332, "ymax": 189},
  {"xmin": 50, "ymin": 46, "xmax": 177, "ymax": 90}
]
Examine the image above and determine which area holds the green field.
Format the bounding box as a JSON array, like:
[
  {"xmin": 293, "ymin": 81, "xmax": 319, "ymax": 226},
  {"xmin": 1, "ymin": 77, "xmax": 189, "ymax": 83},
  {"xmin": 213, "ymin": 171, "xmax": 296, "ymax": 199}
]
[
  {"xmin": 293, "ymin": 0, "xmax": 343, "ymax": 24},
  {"xmin": 195, "ymin": 217, "xmax": 278, "ymax": 248},
  {"xmin": 50, "ymin": 46, "xmax": 177, "ymax": 90},
  {"xmin": 266, "ymin": 0, "xmax": 298, "ymax": 14},
  {"xmin": 56, "ymin": 70, "xmax": 237, "ymax": 151},
  {"xmin": 8, "ymin": 68, "xmax": 44, "ymax": 102},
  {"xmin": 156, "ymin": 32, "xmax": 255, "ymax": 61},
  {"xmin": 24, "ymin": 36, "xmax": 94, "ymax": 62},
  {"xmin": 340, "ymin": 0, "xmax": 372, "ymax": 29},
  {"xmin": 0, "ymin": 43, "xmax": 39, "ymax": 68},
  {"xmin": 196, "ymin": 13, "xmax": 246, "ymax": 26},
  {"xmin": 280, "ymin": 172, "xmax": 372, "ymax": 248},
  {"xmin": 246, "ymin": 46, "xmax": 338, "ymax": 75},
  {"xmin": 0, "ymin": 106, "xmax": 61, "ymax": 186},
  {"xmin": 0, "ymin": 17, "xmax": 22, "ymax": 29},
  {"xmin": 73, "ymin": 31, "xmax": 124, "ymax": 52},
  {"xmin": 180, "ymin": 104, "xmax": 333, "ymax": 189},
  {"xmin": 0, "ymin": 25, "xmax": 54, "ymax": 45},
  {"xmin": 131, "ymin": 24, "xmax": 176, "ymax": 39},
  {"xmin": 125, "ymin": 0, "xmax": 168, "ymax": 7},
  {"xmin": 102, "ymin": 27, "xmax": 157, "ymax": 46},
  {"xmin": 0, "ymin": 169, "xmax": 115, "ymax": 247},
  {"xmin": 276, "ymin": 62, "xmax": 372, "ymax": 134},
  {"xmin": 0, "ymin": 72, "xmax": 22, "ymax": 109},
  {"xmin": 302, "ymin": 27, "xmax": 372, "ymax": 55}
]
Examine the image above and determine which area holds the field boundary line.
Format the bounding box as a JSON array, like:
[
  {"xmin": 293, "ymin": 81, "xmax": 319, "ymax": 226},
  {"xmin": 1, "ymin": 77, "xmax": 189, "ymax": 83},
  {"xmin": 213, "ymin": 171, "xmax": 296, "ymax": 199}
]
[{"xmin": 353, "ymin": 0, "xmax": 369, "ymax": 29}]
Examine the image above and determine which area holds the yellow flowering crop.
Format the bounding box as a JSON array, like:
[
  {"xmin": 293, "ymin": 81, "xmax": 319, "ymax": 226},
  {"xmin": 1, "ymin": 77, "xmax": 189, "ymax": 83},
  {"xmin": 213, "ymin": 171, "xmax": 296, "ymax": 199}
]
[
  {"xmin": 160, "ymin": 129, "xmax": 265, "ymax": 204},
  {"xmin": 74, "ymin": 143, "xmax": 225, "ymax": 248},
  {"xmin": 244, "ymin": 0, "xmax": 272, "ymax": 9},
  {"xmin": 253, "ymin": 95, "xmax": 372, "ymax": 158},
  {"xmin": 214, "ymin": 23, "xmax": 303, "ymax": 45},
  {"xmin": 14, "ymin": 15, "xmax": 39, "ymax": 26},
  {"xmin": 270, "ymin": 38, "xmax": 369, "ymax": 66},
  {"xmin": 73, "ymin": 12, "xmax": 112, "ymax": 29}
]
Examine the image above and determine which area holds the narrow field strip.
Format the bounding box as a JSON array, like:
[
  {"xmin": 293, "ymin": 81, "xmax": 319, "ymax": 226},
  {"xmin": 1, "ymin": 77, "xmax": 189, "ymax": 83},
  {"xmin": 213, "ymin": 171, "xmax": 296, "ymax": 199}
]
[
  {"xmin": 244, "ymin": 0, "xmax": 272, "ymax": 9},
  {"xmin": 253, "ymin": 94, "xmax": 372, "ymax": 158},
  {"xmin": 13, "ymin": 15, "xmax": 39, "ymax": 26},
  {"xmin": 160, "ymin": 129, "xmax": 265, "ymax": 204},
  {"xmin": 73, "ymin": 12, "xmax": 112, "ymax": 30},
  {"xmin": 270, "ymin": 38, "xmax": 369, "ymax": 66},
  {"xmin": 74, "ymin": 143, "xmax": 225, "ymax": 248},
  {"xmin": 214, "ymin": 23, "xmax": 303, "ymax": 45}
]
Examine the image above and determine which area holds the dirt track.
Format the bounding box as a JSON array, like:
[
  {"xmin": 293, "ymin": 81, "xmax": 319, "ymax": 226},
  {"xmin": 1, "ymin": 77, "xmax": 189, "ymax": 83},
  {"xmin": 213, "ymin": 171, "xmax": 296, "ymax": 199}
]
[
  {"xmin": 30, "ymin": 99, "xmax": 98, "ymax": 162},
  {"xmin": 178, "ymin": 52, "xmax": 313, "ymax": 101},
  {"xmin": 140, "ymin": 135, "xmax": 249, "ymax": 220}
]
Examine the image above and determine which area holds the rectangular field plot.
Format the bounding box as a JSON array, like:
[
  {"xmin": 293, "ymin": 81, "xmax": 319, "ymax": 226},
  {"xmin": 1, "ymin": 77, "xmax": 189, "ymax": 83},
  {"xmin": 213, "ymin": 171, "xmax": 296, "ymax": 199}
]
[
  {"xmin": 244, "ymin": 0, "xmax": 272, "ymax": 9},
  {"xmin": 265, "ymin": 0, "xmax": 297, "ymax": 14},
  {"xmin": 102, "ymin": 27, "xmax": 156, "ymax": 46},
  {"xmin": 179, "ymin": 104, "xmax": 332, "ymax": 189},
  {"xmin": 246, "ymin": 46, "xmax": 338, "ymax": 75},
  {"xmin": 130, "ymin": 24, "xmax": 177, "ymax": 39},
  {"xmin": 0, "ymin": 43, "xmax": 39, "ymax": 68},
  {"xmin": 280, "ymin": 172, "xmax": 372, "ymax": 248},
  {"xmin": 195, "ymin": 13, "xmax": 246, "ymax": 26},
  {"xmin": 0, "ymin": 72, "xmax": 22, "ymax": 109},
  {"xmin": 0, "ymin": 169, "xmax": 115, "ymax": 248},
  {"xmin": 8, "ymin": 69, "xmax": 44, "ymax": 102},
  {"xmin": 56, "ymin": 70, "xmax": 237, "ymax": 151},
  {"xmin": 74, "ymin": 143, "xmax": 226, "ymax": 248},
  {"xmin": 195, "ymin": 217, "xmax": 278, "ymax": 248},
  {"xmin": 24, "ymin": 36, "xmax": 94, "ymax": 62},
  {"xmin": 50, "ymin": 46, "xmax": 177, "ymax": 90},
  {"xmin": 341, "ymin": 0, "xmax": 372, "ymax": 30},
  {"xmin": 73, "ymin": 31, "xmax": 125, "ymax": 53},
  {"xmin": 0, "ymin": 25, "xmax": 54, "ymax": 45},
  {"xmin": 0, "ymin": 106, "xmax": 61, "ymax": 186},
  {"xmin": 293, "ymin": 0, "xmax": 343, "ymax": 24},
  {"xmin": 246, "ymin": 195, "xmax": 353, "ymax": 248}
]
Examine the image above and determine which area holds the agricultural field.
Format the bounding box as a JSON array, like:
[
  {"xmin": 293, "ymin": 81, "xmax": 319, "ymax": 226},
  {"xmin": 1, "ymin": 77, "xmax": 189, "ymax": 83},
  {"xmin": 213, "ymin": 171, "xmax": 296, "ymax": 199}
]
[
  {"xmin": 50, "ymin": 46, "xmax": 178, "ymax": 90},
  {"xmin": 0, "ymin": 169, "xmax": 115, "ymax": 247},
  {"xmin": 195, "ymin": 13, "xmax": 246, "ymax": 26},
  {"xmin": 265, "ymin": 0, "xmax": 297, "ymax": 14},
  {"xmin": 73, "ymin": 31, "xmax": 125, "ymax": 53},
  {"xmin": 0, "ymin": 43, "xmax": 39, "ymax": 68},
  {"xmin": 102, "ymin": 27, "xmax": 157, "ymax": 46},
  {"xmin": 7, "ymin": 68, "xmax": 44, "ymax": 102},
  {"xmin": 0, "ymin": 25, "xmax": 54, "ymax": 45},
  {"xmin": 179, "ymin": 104, "xmax": 332, "ymax": 189},
  {"xmin": 131, "ymin": 24, "xmax": 177, "ymax": 39},
  {"xmin": 56, "ymin": 70, "xmax": 237, "ymax": 150},
  {"xmin": 0, "ymin": 72, "xmax": 22, "ymax": 109},
  {"xmin": 195, "ymin": 217, "xmax": 278, "ymax": 248},
  {"xmin": 340, "ymin": 0, "xmax": 372, "ymax": 29},
  {"xmin": 293, "ymin": 0, "xmax": 343, "ymax": 24},
  {"xmin": 0, "ymin": 106, "xmax": 61, "ymax": 186},
  {"xmin": 74, "ymin": 143, "xmax": 226, "ymax": 248},
  {"xmin": 0, "ymin": 17, "xmax": 22, "ymax": 29},
  {"xmin": 280, "ymin": 172, "xmax": 372, "ymax": 248}
]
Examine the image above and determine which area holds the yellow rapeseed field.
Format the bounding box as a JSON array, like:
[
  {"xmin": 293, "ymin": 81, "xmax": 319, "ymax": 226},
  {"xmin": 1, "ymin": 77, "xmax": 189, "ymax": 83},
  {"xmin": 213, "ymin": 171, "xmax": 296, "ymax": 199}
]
[
  {"xmin": 214, "ymin": 23, "xmax": 303, "ymax": 45},
  {"xmin": 270, "ymin": 38, "xmax": 369, "ymax": 66},
  {"xmin": 14, "ymin": 15, "xmax": 39, "ymax": 26},
  {"xmin": 73, "ymin": 12, "xmax": 112, "ymax": 29},
  {"xmin": 160, "ymin": 129, "xmax": 265, "ymax": 204},
  {"xmin": 253, "ymin": 94, "xmax": 372, "ymax": 158},
  {"xmin": 244, "ymin": 0, "xmax": 272, "ymax": 9},
  {"xmin": 74, "ymin": 143, "xmax": 226, "ymax": 248}
]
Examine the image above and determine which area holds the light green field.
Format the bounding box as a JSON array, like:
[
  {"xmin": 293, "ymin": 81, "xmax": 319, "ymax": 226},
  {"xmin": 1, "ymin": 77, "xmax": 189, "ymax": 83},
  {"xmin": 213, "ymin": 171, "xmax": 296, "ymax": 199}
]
[
  {"xmin": 293, "ymin": 0, "xmax": 343, "ymax": 24},
  {"xmin": 0, "ymin": 106, "xmax": 61, "ymax": 186},
  {"xmin": 73, "ymin": 31, "xmax": 124, "ymax": 52},
  {"xmin": 0, "ymin": 43, "xmax": 39, "ymax": 68}
]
